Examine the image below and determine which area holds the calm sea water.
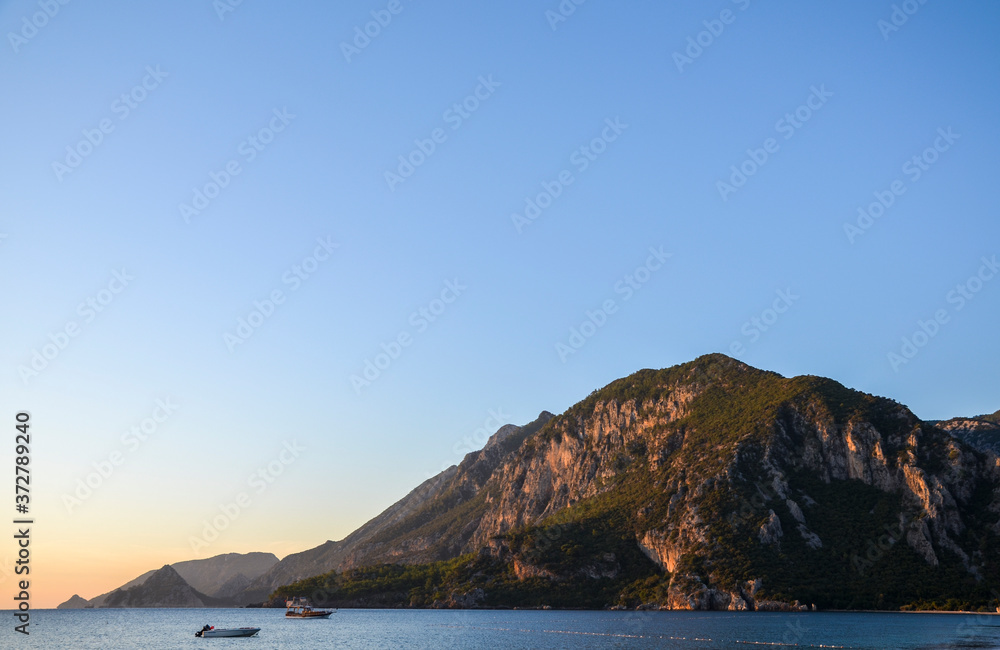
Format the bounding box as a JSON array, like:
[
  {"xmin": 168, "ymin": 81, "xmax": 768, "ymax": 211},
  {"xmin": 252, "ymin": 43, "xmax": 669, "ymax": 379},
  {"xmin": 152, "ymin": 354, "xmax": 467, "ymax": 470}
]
[{"xmin": 6, "ymin": 609, "xmax": 1000, "ymax": 649}]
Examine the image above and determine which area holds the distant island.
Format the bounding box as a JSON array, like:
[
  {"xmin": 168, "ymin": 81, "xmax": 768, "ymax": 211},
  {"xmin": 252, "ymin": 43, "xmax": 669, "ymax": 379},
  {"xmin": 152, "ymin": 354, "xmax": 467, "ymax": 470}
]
[
  {"xmin": 58, "ymin": 552, "xmax": 278, "ymax": 609},
  {"xmin": 61, "ymin": 355, "xmax": 1000, "ymax": 613}
]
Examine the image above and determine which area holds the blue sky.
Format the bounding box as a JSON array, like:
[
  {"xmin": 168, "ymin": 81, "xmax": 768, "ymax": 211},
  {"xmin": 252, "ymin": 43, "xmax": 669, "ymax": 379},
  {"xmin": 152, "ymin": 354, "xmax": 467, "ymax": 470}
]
[{"xmin": 1, "ymin": 0, "xmax": 998, "ymax": 606}]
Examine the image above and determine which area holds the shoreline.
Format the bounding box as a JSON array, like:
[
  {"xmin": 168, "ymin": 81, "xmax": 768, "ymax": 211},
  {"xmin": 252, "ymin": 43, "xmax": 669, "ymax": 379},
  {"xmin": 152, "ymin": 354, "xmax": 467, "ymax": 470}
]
[
  {"xmin": 832, "ymin": 609, "xmax": 1000, "ymax": 616},
  {"xmin": 35, "ymin": 606, "xmax": 1000, "ymax": 615}
]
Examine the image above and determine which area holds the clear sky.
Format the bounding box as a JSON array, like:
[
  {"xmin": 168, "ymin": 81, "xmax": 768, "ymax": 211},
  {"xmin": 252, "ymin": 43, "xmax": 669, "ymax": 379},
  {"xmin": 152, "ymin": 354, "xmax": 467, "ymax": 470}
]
[{"xmin": 0, "ymin": 1, "xmax": 997, "ymax": 608}]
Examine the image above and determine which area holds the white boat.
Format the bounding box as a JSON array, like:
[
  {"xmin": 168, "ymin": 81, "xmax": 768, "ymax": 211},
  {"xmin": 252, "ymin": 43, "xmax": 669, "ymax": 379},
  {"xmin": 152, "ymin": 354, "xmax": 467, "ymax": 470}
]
[
  {"xmin": 286, "ymin": 596, "xmax": 335, "ymax": 619},
  {"xmin": 195, "ymin": 625, "xmax": 260, "ymax": 638}
]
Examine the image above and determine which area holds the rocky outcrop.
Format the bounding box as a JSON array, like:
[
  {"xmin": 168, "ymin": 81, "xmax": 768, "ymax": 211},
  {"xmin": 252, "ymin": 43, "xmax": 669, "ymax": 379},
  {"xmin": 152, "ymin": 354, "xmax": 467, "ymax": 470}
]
[
  {"xmin": 937, "ymin": 416, "xmax": 1000, "ymax": 455},
  {"xmin": 637, "ymin": 530, "xmax": 682, "ymax": 572},
  {"xmin": 762, "ymin": 398, "xmax": 997, "ymax": 576},
  {"xmin": 438, "ymin": 588, "xmax": 485, "ymax": 609},
  {"xmin": 664, "ymin": 574, "xmax": 810, "ymax": 612},
  {"xmin": 758, "ymin": 511, "xmax": 783, "ymax": 546}
]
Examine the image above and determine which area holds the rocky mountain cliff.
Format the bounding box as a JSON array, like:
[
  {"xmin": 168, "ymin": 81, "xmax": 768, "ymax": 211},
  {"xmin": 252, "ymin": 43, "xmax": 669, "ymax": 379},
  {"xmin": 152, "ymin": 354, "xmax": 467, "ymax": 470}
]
[
  {"xmin": 934, "ymin": 412, "xmax": 1000, "ymax": 456},
  {"xmin": 273, "ymin": 354, "xmax": 1000, "ymax": 611}
]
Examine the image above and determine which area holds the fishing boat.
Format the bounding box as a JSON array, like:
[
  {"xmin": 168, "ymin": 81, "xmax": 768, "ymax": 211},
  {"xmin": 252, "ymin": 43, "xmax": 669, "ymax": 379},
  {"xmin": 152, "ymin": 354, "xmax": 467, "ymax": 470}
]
[
  {"xmin": 195, "ymin": 625, "xmax": 261, "ymax": 638},
  {"xmin": 285, "ymin": 596, "xmax": 335, "ymax": 619}
]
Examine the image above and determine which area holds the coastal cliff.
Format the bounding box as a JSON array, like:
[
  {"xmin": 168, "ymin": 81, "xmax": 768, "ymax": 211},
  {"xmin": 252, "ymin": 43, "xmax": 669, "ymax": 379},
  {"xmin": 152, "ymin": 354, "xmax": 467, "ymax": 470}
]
[
  {"xmin": 272, "ymin": 354, "xmax": 1000, "ymax": 611},
  {"xmin": 60, "ymin": 355, "xmax": 999, "ymax": 611}
]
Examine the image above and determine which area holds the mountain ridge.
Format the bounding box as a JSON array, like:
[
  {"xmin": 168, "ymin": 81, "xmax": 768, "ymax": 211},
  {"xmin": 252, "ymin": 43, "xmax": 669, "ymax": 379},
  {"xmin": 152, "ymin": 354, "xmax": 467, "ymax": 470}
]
[
  {"xmin": 56, "ymin": 551, "xmax": 278, "ymax": 609},
  {"xmin": 233, "ymin": 411, "xmax": 555, "ymax": 603},
  {"xmin": 58, "ymin": 354, "xmax": 1000, "ymax": 611},
  {"xmin": 270, "ymin": 354, "xmax": 1000, "ymax": 611},
  {"xmin": 101, "ymin": 565, "xmax": 223, "ymax": 608}
]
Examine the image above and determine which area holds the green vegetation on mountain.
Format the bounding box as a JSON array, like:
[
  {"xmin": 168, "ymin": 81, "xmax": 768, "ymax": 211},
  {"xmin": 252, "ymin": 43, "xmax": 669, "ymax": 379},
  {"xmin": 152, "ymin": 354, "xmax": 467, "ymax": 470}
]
[
  {"xmin": 271, "ymin": 355, "xmax": 1000, "ymax": 612},
  {"xmin": 981, "ymin": 410, "xmax": 1000, "ymax": 425}
]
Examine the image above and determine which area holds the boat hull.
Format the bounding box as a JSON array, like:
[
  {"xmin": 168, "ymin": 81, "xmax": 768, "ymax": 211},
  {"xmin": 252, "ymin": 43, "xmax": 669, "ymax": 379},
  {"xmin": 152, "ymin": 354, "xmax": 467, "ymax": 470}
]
[
  {"xmin": 285, "ymin": 596, "xmax": 335, "ymax": 619},
  {"xmin": 201, "ymin": 627, "xmax": 261, "ymax": 638}
]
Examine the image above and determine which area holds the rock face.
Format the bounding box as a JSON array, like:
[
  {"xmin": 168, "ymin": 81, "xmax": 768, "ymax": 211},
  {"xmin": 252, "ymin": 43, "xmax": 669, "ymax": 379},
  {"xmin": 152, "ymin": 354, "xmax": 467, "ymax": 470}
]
[
  {"xmin": 272, "ymin": 354, "xmax": 1000, "ymax": 611},
  {"xmin": 935, "ymin": 415, "xmax": 1000, "ymax": 455},
  {"xmin": 101, "ymin": 565, "xmax": 219, "ymax": 608}
]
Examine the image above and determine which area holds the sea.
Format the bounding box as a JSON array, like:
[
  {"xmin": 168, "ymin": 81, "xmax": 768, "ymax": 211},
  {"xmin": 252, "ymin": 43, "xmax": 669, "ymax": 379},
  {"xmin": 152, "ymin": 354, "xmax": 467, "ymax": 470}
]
[{"xmin": 6, "ymin": 608, "xmax": 1000, "ymax": 649}]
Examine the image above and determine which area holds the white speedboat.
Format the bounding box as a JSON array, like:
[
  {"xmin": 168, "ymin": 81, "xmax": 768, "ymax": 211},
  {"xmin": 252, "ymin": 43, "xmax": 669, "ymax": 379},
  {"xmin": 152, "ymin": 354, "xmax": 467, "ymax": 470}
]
[{"xmin": 195, "ymin": 625, "xmax": 260, "ymax": 638}]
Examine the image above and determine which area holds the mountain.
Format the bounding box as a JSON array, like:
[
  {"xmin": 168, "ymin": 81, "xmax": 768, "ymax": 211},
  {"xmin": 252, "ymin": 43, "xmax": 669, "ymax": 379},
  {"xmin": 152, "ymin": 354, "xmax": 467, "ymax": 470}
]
[
  {"xmin": 55, "ymin": 595, "xmax": 89, "ymax": 610},
  {"xmin": 57, "ymin": 551, "xmax": 278, "ymax": 609},
  {"xmin": 172, "ymin": 552, "xmax": 278, "ymax": 598},
  {"xmin": 235, "ymin": 541, "xmax": 345, "ymax": 604},
  {"xmin": 934, "ymin": 412, "xmax": 1000, "ymax": 455},
  {"xmin": 101, "ymin": 565, "xmax": 223, "ymax": 608},
  {"xmin": 234, "ymin": 413, "xmax": 554, "ymax": 603},
  {"xmin": 270, "ymin": 354, "xmax": 1000, "ymax": 611},
  {"xmin": 80, "ymin": 569, "xmax": 157, "ymax": 608}
]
